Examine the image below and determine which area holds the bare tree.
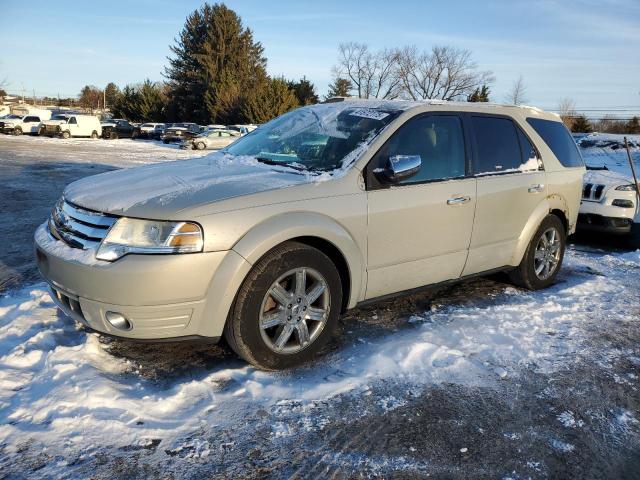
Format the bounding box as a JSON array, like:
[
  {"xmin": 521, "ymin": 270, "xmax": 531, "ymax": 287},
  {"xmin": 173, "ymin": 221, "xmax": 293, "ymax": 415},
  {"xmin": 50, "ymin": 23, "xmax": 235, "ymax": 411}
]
[
  {"xmin": 505, "ymin": 75, "xmax": 527, "ymax": 105},
  {"xmin": 333, "ymin": 42, "xmax": 402, "ymax": 99},
  {"xmin": 396, "ymin": 45, "xmax": 494, "ymax": 101},
  {"xmin": 557, "ymin": 98, "xmax": 577, "ymax": 129}
]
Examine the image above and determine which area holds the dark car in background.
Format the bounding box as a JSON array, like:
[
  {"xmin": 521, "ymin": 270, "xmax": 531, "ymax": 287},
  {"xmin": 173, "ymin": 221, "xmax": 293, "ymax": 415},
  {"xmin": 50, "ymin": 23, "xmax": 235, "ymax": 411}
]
[
  {"xmin": 161, "ymin": 123, "xmax": 201, "ymax": 143},
  {"xmin": 102, "ymin": 119, "xmax": 137, "ymax": 139}
]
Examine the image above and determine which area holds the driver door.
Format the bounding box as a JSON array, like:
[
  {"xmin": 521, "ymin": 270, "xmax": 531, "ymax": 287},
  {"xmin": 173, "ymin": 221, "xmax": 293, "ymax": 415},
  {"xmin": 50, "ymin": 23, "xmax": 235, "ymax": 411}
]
[{"xmin": 365, "ymin": 114, "xmax": 477, "ymax": 299}]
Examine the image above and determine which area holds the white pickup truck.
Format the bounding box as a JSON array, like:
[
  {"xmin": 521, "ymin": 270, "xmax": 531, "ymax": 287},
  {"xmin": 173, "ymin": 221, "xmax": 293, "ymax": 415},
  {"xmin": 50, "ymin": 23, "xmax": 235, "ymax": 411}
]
[{"xmin": 0, "ymin": 108, "xmax": 52, "ymax": 135}]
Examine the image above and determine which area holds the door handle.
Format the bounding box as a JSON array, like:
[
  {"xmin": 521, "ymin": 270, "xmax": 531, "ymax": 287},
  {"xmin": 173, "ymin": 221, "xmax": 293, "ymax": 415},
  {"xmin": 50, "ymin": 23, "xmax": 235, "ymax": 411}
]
[
  {"xmin": 447, "ymin": 196, "xmax": 471, "ymax": 206},
  {"xmin": 528, "ymin": 184, "xmax": 545, "ymax": 193}
]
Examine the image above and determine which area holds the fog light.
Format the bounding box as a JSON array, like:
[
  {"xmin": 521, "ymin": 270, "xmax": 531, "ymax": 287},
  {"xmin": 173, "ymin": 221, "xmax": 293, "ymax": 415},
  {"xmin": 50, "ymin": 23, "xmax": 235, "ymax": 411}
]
[
  {"xmin": 612, "ymin": 199, "xmax": 634, "ymax": 208},
  {"xmin": 105, "ymin": 311, "xmax": 132, "ymax": 331}
]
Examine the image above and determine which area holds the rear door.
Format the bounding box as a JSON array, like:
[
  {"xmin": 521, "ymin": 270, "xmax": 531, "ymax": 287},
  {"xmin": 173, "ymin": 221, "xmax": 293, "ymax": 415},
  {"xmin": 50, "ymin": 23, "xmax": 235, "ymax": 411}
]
[
  {"xmin": 462, "ymin": 114, "xmax": 547, "ymax": 276},
  {"xmin": 365, "ymin": 113, "xmax": 476, "ymax": 299}
]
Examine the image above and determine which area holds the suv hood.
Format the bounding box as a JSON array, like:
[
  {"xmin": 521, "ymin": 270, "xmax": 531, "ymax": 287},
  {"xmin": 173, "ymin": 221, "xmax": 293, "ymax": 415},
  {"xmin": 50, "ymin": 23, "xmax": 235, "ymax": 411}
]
[
  {"xmin": 64, "ymin": 153, "xmax": 316, "ymax": 218},
  {"xmin": 584, "ymin": 168, "xmax": 632, "ymax": 187}
]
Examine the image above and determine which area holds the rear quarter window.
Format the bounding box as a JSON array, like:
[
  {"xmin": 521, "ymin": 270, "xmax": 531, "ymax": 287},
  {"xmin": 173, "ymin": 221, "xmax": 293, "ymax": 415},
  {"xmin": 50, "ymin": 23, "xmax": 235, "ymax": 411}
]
[{"xmin": 526, "ymin": 118, "xmax": 584, "ymax": 168}]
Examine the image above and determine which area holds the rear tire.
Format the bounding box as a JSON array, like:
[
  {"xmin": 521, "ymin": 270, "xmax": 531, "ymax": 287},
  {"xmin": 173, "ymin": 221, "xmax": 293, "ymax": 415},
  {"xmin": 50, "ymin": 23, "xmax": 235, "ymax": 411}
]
[
  {"xmin": 109, "ymin": 131, "xmax": 119, "ymax": 140},
  {"xmin": 163, "ymin": 139, "xmax": 170, "ymax": 144},
  {"xmin": 509, "ymin": 215, "xmax": 566, "ymax": 290},
  {"xmin": 91, "ymin": 131, "xmax": 98, "ymax": 139},
  {"xmin": 61, "ymin": 131, "xmax": 70, "ymax": 139},
  {"xmin": 225, "ymin": 241, "xmax": 342, "ymax": 370},
  {"xmin": 196, "ymin": 142, "xmax": 206, "ymax": 150}
]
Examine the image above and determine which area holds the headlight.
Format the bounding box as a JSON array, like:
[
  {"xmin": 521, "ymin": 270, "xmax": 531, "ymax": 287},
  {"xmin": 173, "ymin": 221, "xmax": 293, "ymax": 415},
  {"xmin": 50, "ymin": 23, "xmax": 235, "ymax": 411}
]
[
  {"xmin": 4, "ymin": 123, "xmax": 13, "ymax": 127},
  {"xmin": 615, "ymin": 184, "xmax": 639, "ymax": 191},
  {"xmin": 96, "ymin": 218, "xmax": 203, "ymax": 261}
]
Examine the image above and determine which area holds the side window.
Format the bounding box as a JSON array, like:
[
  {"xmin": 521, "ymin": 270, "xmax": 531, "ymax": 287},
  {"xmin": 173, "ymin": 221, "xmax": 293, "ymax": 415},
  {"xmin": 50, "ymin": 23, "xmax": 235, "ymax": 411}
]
[
  {"xmin": 68, "ymin": 117, "xmax": 77, "ymax": 125},
  {"xmin": 373, "ymin": 115, "xmax": 466, "ymax": 184},
  {"xmin": 25, "ymin": 116, "xmax": 39, "ymax": 122},
  {"xmin": 471, "ymin": 116, "xmax": 522, "ymax": 174},
  {"xmin": 526, "ymin": 117, "xmax": 584, "ymax": 168},
  {"xmin": 516, "ymin": 127, "xmax": 543, "ymax": 171}
]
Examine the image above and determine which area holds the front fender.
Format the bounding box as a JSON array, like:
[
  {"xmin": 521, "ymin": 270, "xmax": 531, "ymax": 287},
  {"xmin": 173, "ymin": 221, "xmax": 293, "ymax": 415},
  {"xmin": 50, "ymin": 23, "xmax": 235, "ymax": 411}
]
[{"xmin": 232, "ymin": 212, "xmax": 365, "ymax": 309}]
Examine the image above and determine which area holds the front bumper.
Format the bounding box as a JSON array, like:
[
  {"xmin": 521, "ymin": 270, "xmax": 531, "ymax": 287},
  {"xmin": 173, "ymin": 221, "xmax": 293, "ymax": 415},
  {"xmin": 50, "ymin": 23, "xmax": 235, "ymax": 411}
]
[
  {"xmin": 577, "ymin": 213, "xmax": 634, "ymax": 234},
  {"xmin": 34, "ymin": 223, "xmax": 249, "ymax": 341}
]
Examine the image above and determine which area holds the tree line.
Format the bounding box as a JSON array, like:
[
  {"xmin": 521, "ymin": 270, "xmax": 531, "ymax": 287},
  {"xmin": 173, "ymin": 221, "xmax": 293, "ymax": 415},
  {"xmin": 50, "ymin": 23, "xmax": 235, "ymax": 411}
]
[{"xmin": 70, "ymin": 2, "xmax": 638, "ymax": 134}]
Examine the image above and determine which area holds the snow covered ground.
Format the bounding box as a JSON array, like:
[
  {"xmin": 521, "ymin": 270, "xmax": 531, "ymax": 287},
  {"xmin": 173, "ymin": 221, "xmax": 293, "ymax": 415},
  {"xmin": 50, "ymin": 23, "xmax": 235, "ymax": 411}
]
[{"xmin": 1, "ymin": 134, "xmax": 639, "ymax": 479}]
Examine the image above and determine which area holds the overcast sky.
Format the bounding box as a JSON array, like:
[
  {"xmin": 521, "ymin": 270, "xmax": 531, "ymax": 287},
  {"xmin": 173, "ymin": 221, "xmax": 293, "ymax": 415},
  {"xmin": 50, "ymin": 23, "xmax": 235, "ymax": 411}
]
[{"xmin": 2, "ymin": 0, "xmax": 639, "ymax": 112}]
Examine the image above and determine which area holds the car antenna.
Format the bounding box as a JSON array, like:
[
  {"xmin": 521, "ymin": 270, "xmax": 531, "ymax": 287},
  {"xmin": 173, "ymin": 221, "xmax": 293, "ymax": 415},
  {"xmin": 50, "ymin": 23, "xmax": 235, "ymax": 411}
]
[{"xmin": 623, "ymin": 137, "xmax": 640, "ymax": 207}]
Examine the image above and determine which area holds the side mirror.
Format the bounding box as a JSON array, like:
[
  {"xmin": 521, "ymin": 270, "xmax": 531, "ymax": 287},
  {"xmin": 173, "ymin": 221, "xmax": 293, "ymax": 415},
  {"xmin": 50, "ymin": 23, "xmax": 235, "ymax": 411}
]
[{"xmin": 383, "ymin": 155, "xmax": 422, "ymax": 183}]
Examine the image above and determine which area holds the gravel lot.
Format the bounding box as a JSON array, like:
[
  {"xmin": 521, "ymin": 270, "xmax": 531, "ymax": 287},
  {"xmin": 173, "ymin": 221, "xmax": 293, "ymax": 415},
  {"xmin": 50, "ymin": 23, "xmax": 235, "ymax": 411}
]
[{"xmin": 0, "ymin": 135, "xmax": 639, "ymax": 479}]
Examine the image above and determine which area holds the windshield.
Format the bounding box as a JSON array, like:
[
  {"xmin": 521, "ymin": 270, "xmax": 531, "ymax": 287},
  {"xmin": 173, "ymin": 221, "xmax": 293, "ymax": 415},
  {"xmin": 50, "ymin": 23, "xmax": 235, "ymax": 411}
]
[
  {"xmin": 51, "ymin": 115, "xmax": 69, "ymax": 121},
  {"xmin": 5, "ymin": 114, "xmax": 22, "ymax": 119},
  {"xmin": 224, "ymin": 103, "xmax": 404, "ymax": 171}
]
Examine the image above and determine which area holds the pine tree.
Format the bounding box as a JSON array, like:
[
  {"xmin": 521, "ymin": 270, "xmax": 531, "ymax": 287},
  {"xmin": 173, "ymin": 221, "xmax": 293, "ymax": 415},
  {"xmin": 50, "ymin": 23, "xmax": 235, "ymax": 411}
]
[
  {"xmin": 467, "ymin": 84, "xmax": 490, "ymax": 102},
  {"xmin": 164, "ymin": 3, "xmax": 267, "ymax": 124},
  {"xmin": 571, "ymin": 115, "xmax": 593, "ymax": 133},
  {"xmin": 326, "ymin": 78, "xmax": 352, "ymax": 99},
  {"xmin": 288, "ymin": 76, "xmax": 319, "ymax": 106},
  {"xmin": 104, "ymin": 82, "xmax": 120, "ymax": 109},
  {"xmin": 241, "ymin": 77, "xmax": 299, "ymax": 124}
]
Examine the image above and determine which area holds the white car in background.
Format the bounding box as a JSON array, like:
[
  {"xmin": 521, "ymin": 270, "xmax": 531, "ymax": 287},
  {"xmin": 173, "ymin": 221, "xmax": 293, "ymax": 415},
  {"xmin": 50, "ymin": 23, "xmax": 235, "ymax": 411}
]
[
  {"xmin": 578, "ymin": 167, "xmax": 640, "ymax": 245},
  {"xmin": 138, "ymin": 122, "xmax": 165, "ymax": 139},
  {"xmin": 0, "ymin": 110, "xmax": 52, "ymax": 135},
  {"xmin": 181, "ymin": 128, "xmax": 241, "ymax": 150}
]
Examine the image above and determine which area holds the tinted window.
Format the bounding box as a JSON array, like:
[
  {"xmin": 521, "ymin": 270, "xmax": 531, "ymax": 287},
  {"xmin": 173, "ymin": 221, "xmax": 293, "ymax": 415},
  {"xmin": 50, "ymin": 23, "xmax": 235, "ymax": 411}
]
[
  {"xmin": 24, "ymin": 116, "xmax": 39, "ymax": 122},
  {"xmin": 516, "ymin": 127, "xmax": 543, "ymax": 171},
  {"xmin": 526, "ymin": 118, "xmax": 584, "ymax": 167},
  {"xmin": 69, "ymin": 117, "xmax": 77, "ymax": 124},
  {"xmin": 374, "ymin": 115, "xmax": 466, "ymax": 184},
  {"xmin": 471, "ymin": 116, "xmax": 521, "ymax": 174}
]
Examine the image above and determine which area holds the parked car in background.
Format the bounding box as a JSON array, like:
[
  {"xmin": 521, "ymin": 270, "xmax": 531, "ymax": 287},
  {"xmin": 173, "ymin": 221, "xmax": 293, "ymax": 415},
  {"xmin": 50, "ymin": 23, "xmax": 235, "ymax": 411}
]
[
  {"xmin": 228, "ymin": 124, "xmax": 258, "ymax": 135},
  {"xmin": 35, "ymin": 100, "xmax": 584, "ymax": 370},
  {"xmin": 41, "ymin": 114, "xmax": 102, "ymax": 139},
  {"xmin": 102, "ymin": 119, "xmax": 137, "ymax": 139},
  {"xmin": 136, "ymin": 123, "xmax": 165, "ymax": 139},
  {"xmin": 181, "ymin": 128, "xmax": 241, "ymax": 150},
  {"xmin": 205, "ymin": 124, "xmax": 227, "ymax": 130},
  {"xmin": 578, "ymin": 167, "xmax": 640, "ymax": 246},
  {"xmin": 161, "ymin": 122, "xmax": 201, "ymax": 143},
  {"xmin": 0, "ymin": 109, "xmax": 52, "ymax": 135}
]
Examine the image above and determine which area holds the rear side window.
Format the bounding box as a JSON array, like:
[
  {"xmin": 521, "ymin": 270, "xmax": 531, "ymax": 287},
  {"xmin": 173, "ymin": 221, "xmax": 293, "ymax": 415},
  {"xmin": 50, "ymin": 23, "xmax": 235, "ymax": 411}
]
[
  {"xmin": 471, "ymin": 116, "xmax": 522, "ymax": 174},
  {"xmin": 526, "ymin": 118, "xmax": 584, "ymax": 167}
]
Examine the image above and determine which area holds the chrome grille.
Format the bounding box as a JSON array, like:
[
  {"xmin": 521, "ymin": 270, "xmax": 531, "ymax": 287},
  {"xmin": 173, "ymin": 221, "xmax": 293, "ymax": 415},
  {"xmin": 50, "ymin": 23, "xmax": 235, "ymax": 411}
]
[
  {"xmin": 582, "ymin": 183, "xmax": 605, "ymax": 201},
  {"xmin": 48, "ymin": 199, "xmax": 117, "ymax": 249}
]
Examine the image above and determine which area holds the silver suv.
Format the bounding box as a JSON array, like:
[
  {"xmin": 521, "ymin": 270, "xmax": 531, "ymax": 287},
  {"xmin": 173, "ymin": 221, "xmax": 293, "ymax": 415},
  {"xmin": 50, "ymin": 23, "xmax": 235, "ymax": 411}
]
[{"xmin": 35, "ymin": 100, "xmax": 585, "ymax": 369}]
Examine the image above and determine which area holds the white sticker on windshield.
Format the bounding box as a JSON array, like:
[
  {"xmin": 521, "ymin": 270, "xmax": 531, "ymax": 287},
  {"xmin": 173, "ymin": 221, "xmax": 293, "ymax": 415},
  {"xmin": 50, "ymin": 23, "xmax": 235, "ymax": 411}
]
[{"xmin": 349, "ymin": 108, "xmax": 390, "ymax": 121}]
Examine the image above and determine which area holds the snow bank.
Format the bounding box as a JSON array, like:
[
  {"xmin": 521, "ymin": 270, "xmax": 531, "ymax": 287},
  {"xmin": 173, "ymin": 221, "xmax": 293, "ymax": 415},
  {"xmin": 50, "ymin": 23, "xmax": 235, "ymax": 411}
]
[{"xmin": 0, "ymin": 247, "xmax": 636, "ymax": 457}]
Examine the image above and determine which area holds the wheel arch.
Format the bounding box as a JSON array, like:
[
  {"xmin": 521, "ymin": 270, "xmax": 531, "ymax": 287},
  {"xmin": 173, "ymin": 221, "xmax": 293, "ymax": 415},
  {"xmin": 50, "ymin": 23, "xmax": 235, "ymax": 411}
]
[
  {"xmin": 231, "ymin": 212, "xmax": 365, "ymax": 311},
  {"xmin": 511, "ymin": 196, "xmax": 571, "ymax": 266}
]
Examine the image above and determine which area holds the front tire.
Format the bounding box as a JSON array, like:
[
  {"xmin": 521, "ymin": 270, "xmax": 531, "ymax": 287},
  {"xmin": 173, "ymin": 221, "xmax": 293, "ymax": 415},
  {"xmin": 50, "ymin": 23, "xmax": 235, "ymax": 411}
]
[
  {"xmin": 509, "ymin": 215, "xmax": 566, "ymax": 290},
  {"xmin": 628, "ymin": 222, "xmax": 640, "ymax": 249},
  {"xmin": 13, "ymin": 127, "xmax": 22, "ymax": 136},
  {"xmin": 225, "ymin": 241, "xmax": 342, "ymax": 370},
  {"xmin": 61, "ymin": 130, "xmax": 70, "ymax": 139},
  {"xmin": 91, "ymin": 131, "xmax": 99, "ymax": 139},
  {"xmin": 109, "ymin": 131, "xmax": 119, "ymax": 140},
  {"xmin": 195, "ymin": 142, "xmax": 206, "ymax": 150}
]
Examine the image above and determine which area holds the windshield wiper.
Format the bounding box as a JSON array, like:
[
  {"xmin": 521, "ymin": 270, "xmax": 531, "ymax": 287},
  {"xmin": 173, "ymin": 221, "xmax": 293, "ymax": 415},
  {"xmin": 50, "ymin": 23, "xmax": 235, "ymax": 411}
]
[{"xmin": 255, "ymin": 157, "xmax": 310, "ymax": 173}]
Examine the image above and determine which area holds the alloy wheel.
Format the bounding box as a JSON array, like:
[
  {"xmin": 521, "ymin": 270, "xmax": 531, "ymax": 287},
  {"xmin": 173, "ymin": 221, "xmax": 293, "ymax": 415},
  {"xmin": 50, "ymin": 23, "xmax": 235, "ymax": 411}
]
[
  {"xmin": 259, "ymin": 267, "xmax": 330, "ymax": 354},
  {"xmin": 534, "ymin": 227, "xmax": 561, "ymax": 280}
]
